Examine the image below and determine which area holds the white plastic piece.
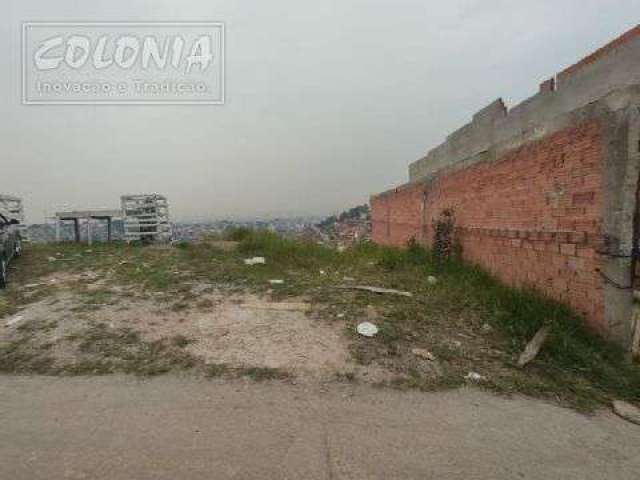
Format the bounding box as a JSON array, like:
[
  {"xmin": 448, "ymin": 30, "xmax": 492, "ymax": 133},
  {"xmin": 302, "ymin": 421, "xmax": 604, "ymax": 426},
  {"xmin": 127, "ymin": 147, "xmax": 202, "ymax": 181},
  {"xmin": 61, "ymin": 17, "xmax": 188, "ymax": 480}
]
[
  {"xmin": 244, "ymin": 257, "xmax": 266, "ymax": 266},
  {"xmin": 357, "ymin": 322, "xmax": 379, "ymax": 337},
  {"xmin": 464, "ymin": 372, "xmax": 486, "ymax": 382}
]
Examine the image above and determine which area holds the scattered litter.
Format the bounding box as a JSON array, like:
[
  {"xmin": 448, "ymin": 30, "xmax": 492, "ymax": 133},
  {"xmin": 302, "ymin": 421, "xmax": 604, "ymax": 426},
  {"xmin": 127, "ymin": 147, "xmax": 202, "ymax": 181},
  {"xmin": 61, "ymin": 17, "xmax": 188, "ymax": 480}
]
[
  {"xmin": 269, "ymin": 279, "xmax": 285, "ymax": 285},
  {"xmin": 239, "ymin": 301, "xmax": 310, "ymax": 312},
  {"xmin": 341, "ymin": 285, "xmax": 413, "ymax": 298},
  {"xmin": 24, "ymin": 283, "xmax": 43, "ymax": 289},
  {"xmin": 412, "ymin": 348, "xmax": 435, "ymax": 361},
  {"xmin": 517, "ymin": 325, "xmax": 551, "ymax": 368},
  {"xmin": 613, "ymin": 400, "xmax": 640, "ymax": 425},
  {"xmin": 481, "ymin": 323, "xmax": 492, "ymax": 332},
  {"xmin": 244, "ymin": 257, "xmax": 266, "ymax": 266},
  {"xmin": 336, "ymin": 313, "xmax": 345, "ymax": 319},
  {"xmin": 342, "ymin": 276, "xmax": 355, "ymax": 282},
  {"xmin": 190, "ymin": 283, "xmax": 213, "ymax": 295},
  {"xmin": 119, "ymin": 261, "xmax": 129, "ymax": 266},
  {"xmin": 427, "ymin": 276, "xmax": 438, "ymax": 285},
  {"xmin": 319, "ymin": 270, "xmax": 326, "ymax": 275},
  {"xmin": 357, "ymin": 322, "xmax": 379, "ymax": 337},
  {"xmin": 464, "ymin": 372, "xmax": 486, "ymax": 382},
  {"xmin": 6, "ymin": 315, "xmax": 24, "ymax": 327},
  {"xmin": 47, "ymin": 257, "xmax": 57, "ymax": 262}
]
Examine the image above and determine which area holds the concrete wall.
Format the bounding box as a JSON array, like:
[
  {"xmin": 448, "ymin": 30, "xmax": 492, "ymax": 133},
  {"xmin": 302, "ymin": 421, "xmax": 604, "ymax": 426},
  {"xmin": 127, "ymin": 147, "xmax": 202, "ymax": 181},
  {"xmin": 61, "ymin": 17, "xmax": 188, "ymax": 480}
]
[
  {"xmin": 409, "ymin": 26, "xmax": 640, "ymax": 183},
  {"xmin": 372, "ymin": 26, "xmax": 640, "ymax": 346}
]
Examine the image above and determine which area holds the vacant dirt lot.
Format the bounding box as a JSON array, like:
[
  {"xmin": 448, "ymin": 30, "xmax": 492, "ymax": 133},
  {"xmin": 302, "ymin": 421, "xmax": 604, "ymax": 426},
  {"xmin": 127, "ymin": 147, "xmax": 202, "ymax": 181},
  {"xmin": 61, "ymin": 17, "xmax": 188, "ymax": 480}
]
[
  {"xmin": 1, "ymin": 234, "xmax": 639, "ymax": 410},
  {"xmin": 1, "ymin": 277, "xmax": 360, "ymax": 379}
]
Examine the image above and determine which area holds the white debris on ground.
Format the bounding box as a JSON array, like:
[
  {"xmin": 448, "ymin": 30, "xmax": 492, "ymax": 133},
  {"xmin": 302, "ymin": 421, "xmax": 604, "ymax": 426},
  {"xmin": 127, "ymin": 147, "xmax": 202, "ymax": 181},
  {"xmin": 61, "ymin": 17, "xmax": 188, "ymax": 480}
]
[
  {"xmin": 356, "ymin": 322, "xmax": 379, "ymax": 337},
  {"xmin": 517, "ymin": 326, "xmax": 551, "ymax": 368},
  {"xmin": 190, "ymin": 283, "xmax": 214, "ymax": 296},
  {"xmin": 465, "ymin": 372, "xmax": 486, "ymax": 382},
  {"xmin": 244, "ymin": 257, "xmax": 266, "ymax": 266},
  {"xmin": 613, "ymin": 400, "xmax": 640, "ymax": 425},
  {"xmin": 269, "ymin": 279, "xmax": 285, "ymax": 285},
  {"xmin": 342, "ymin": 285, "xmax": 413, "ymax": 298},
  {"xmin": 5, "ymin": 315, "xmax": 24, "ymax": 327},
  {"xmin": 427, "ymin": 276, "xmax": 438, "ymax": 285},
  {"xmin": 411, "ymin": 348, "xmax": 435, "ymax": 361}
]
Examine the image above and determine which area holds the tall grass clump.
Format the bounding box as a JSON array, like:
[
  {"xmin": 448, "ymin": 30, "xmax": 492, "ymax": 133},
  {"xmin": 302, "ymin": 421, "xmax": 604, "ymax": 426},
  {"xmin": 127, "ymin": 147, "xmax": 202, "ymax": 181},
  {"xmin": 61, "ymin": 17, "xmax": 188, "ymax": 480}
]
[
  {"xmin": 436, "ymin": 257, "xmax": 640, "ymax": 402},
  {"xmin": 237, "ymin": 230, "xmax": 338, "ymax": 268}
]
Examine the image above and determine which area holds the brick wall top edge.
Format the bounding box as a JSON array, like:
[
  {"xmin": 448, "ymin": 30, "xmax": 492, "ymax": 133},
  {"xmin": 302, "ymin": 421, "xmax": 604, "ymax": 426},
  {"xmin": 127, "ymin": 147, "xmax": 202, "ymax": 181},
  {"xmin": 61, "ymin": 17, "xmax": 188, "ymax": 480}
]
[
  {"xmin": 370, "ymin": 180, "xmax": 426, "ymax": 201},
  {"xmin": 407, "ymin": 25, "xmax": 640, "ymax": 184},
  {"xmin": 557, "ymin": 24, "xmax": 640, "ymax": 82}
]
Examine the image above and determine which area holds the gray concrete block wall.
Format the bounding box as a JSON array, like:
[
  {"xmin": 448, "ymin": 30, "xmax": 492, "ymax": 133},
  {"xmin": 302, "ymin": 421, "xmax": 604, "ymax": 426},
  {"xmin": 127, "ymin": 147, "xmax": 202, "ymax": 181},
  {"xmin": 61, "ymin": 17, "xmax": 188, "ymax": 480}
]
[{"xmin": 409, "ymin": 27, "xmax": 640, "ymax": 182}]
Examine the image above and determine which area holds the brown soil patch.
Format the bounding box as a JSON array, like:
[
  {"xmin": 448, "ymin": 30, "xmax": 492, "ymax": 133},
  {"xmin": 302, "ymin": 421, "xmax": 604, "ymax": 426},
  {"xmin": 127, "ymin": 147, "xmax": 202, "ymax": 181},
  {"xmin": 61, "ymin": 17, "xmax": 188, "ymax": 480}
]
[{"xmin": 3, "ymin": 281, "xmax": 392, "ymax": 381}]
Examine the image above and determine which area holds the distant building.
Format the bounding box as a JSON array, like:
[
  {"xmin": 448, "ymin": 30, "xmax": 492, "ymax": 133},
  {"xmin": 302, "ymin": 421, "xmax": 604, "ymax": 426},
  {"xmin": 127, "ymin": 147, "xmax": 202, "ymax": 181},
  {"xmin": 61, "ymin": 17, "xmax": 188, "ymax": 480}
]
[
  {"xmin": 121, "ymin": 194, "xmax": 172, "ymax": 242},
  {"xmin": 0, "ymin": 195, "xmax": 27, "ymax": 238},
  {"xmin": 0, "ymin": 195, "xmax": 25, "ymax": 224}
]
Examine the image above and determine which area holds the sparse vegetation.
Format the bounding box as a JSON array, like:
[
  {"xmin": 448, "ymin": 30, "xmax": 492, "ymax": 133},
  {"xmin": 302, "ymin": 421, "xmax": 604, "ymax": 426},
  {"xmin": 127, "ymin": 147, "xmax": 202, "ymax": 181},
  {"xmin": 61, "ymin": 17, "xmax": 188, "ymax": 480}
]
[
  {"xmin": 1, "ymin": 236, "xmax": 639, "ymax": 409},
  {"xmin": 170, "ymin": 334, "xmax": 194, "ymax": 348},
  {"xmin": 205, "ymin": 363, "xmax": 229, "ymax": 378},
  {"xmin": 239, "ymin": 366, "xmax": 291, "ymax": 381}
]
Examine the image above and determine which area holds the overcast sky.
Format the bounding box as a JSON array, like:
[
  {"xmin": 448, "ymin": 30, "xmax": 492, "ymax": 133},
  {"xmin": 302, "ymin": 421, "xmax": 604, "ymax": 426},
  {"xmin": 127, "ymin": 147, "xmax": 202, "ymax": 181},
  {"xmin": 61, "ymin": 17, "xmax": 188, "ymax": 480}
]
[{"xmin": 2, "ymin": 1, "xmax": 639, "ymax": 222}]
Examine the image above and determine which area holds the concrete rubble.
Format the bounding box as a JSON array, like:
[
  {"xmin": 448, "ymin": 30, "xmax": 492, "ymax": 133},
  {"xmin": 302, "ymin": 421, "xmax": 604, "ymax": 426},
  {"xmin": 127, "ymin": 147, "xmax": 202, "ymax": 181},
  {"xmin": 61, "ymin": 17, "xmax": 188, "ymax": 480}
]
[
  {"xmin": 612, "ymin": 400, "xmax": 640, "ymax": 425},
  {"xmin": 517, "ymin": 326, "xmax": 551, "ymax": 368}
]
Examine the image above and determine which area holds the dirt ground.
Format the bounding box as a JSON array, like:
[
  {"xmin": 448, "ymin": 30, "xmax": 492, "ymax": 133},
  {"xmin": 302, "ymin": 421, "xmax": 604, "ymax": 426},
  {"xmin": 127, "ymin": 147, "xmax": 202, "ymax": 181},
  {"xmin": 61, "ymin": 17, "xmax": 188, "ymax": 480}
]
[
  {"xmin": 2, "ymin": 240, "xmax": 639, "ymax": 411},
  {"xmin": 1, "ymin": 270, "xmax": 393, "ymax": 382}
]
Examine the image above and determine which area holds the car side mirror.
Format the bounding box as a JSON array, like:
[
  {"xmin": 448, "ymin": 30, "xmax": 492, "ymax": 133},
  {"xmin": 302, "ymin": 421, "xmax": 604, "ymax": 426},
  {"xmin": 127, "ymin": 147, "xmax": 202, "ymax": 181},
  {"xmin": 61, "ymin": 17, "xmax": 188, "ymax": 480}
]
[{"xmin": 9, "ymin": 219, "xmax": 19, "ymax": 225}]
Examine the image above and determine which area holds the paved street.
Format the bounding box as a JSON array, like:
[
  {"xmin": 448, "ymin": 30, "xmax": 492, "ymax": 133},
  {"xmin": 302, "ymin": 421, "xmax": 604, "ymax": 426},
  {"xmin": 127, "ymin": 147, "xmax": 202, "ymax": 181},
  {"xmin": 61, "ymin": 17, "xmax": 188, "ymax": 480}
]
[{"xmin": 1, "ymin": 376, "xmax": 639, "ymax": 480}]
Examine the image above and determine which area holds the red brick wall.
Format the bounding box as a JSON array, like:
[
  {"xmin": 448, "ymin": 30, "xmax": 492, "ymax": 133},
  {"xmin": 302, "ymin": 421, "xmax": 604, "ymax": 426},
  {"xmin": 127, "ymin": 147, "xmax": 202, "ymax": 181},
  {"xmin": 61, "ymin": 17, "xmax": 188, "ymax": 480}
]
[
  {"xmin": 371, "ymin": 182, "xmax": 427, "ymax": 248},
  {"xmin": 371, "ymin": 121, "xmax": 606, "ymax": 331}
]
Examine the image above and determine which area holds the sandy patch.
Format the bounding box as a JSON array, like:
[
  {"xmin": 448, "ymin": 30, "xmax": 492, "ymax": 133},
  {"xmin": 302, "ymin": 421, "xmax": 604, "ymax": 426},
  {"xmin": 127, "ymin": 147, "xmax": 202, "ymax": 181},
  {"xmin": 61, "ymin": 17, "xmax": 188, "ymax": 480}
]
[
  {"xmin": 189, "ymin": 296, "xmax": 349, "ymax": 376},
  {"xmin": 4, "ymin": 283, "xmax": 377, "ymax": 379}
]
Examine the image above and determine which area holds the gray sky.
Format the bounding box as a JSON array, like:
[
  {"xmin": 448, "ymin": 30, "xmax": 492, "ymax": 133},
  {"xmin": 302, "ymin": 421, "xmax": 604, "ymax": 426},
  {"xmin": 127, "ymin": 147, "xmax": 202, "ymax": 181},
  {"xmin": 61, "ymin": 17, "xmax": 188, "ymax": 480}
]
[{"xmin": 2, "ymin": 1, "xmax": 639, "ymax": 222}]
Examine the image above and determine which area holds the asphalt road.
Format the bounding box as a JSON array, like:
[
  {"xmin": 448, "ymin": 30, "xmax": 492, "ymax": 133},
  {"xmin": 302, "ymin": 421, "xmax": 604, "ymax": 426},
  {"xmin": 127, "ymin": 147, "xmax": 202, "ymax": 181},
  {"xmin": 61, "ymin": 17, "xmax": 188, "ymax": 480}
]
[{"xmin": 1, "ymin": 376, "xmax": 639, "ymax": 479}]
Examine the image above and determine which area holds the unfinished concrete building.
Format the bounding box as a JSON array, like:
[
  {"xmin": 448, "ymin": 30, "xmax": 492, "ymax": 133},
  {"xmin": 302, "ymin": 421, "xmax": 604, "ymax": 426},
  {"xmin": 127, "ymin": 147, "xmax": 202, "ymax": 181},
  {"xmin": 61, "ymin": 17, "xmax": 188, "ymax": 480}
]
[
  {"xmin": 371, "ymin": 25, "xmax": 640, "ymax": 349},
  {"xmin": 121, "ymin": 194, "xmax": 172, "ymax": 242},
  {"xmin": 55, "ymin": 209, "xmax": 123, "ymax": 244},
  {"xmin": 0, "ymin": 195, "xmax": 27, "ymax": 239},
  {"xmin": 0, "ymin": 195, "xmax": 25, "ymax": 224}
]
